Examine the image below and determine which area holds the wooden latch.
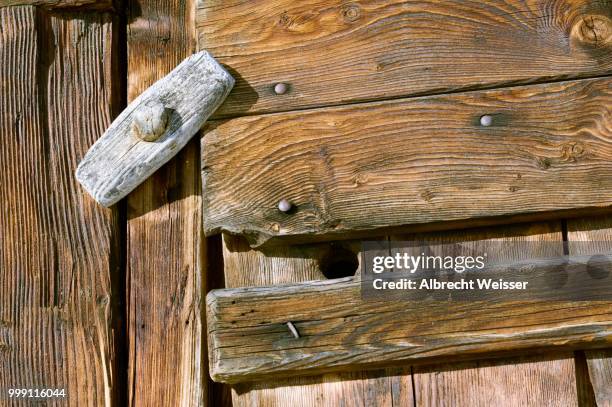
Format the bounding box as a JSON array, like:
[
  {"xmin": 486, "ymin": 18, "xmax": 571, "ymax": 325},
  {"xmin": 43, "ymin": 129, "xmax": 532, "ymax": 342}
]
[{"xmin": 76, "ymin": 51, "xmax": 234, "ymax": 206}]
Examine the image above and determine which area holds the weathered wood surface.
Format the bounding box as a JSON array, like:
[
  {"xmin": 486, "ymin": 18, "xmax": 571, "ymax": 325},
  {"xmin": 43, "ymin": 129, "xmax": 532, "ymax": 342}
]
[
  {"xmin": 413, "ymin": 354, "xmax": 580, "ymax": 406},
  {"xmin": 126, "ymin": 0, "xmax": 206, "ymax": 405},
  {"xmin": 586, "ymin": 350, "xmax": 612, "ymax": 406},
  {"xmin": 218, "ymin": 225, "xmax": 581, "ymax": 404},
  {"xmin": 202, "ymin": 78, "xmax": 612, "ymax": 246},
  {"xmin": 197, "ymin": 0, "xmax": 612, "ymax": 117},
  {"xmin": 222, "ymin": 234, "xmax": 361, "ymax": 287},
  {"xmin": 229, "ymin": 368, "xmax": 415, "ymax": 407},
  {"xmin": 567, "ymin": 216, "xmax": 612, "ymax": 407},
  {"xmin": 220, "ymin": 233, "xmax": 413, "ymax": 406},
  {"xmin": 76, "ymin": 50, "xmax": 233, "ymax": 207},
  {"xmin": 0, "ymin": 0, "xmax": 113, "ymax": 9},
  {"xmin": 207, "ymin": 257, "xmax": 611, "ymax": 383},
  {"xmin": 393, "ymin": 222, "xmax": 580, "ymax": 406},
  {"xmin": 0, "ymin": 7, "xmax": 121, "ymax": 405}
]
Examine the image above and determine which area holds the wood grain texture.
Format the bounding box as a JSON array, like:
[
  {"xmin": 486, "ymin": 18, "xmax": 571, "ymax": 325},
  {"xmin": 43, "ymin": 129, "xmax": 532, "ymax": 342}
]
[
  {"xmin": 413, "ymin": 354, "xmax": 579, "ymax": 407},
  {"xmin": 197, "ymin": 0, "xmax": 612, "ymax": 116},
  {"xmin": 0, "ymin": 7, "xmax": 120, "ymax": 405},
  {"xmin": 392, "ymin": 223, "xmax": 579, "ymax": 406},
  {"xmin": 585, "ymin": 350, "xmax": 612, "ymax": 406},
  {"xmin": 222, "ymin": 233, "xmax": 361, "ymax": 287},
  {"xmin": 0, "ymin": 0, "xmax": 113, "ymax": 9},
  {"xmin": 207, "ymin": 258, "xmax": 611, "ymax": 383},
  {"xmin": 76, "ymin": 51, "xmax": 233, "ymax": 207},
  {"xmin": 202, "ymin": 78, "xmax": 612, "ymax": 246},
  {"xmin": 221, "ymin": 225, "xmax": 579, "ymax": 403},
  {"xmin": 567, "ymin": 216, "xmax": 612, "ymax": 407},
  {"xmin": 229, "ymin": 368, "xmax": 414, "ymax": 407},
  {"xmin": 221, "ymin": 233, "xmax": 414, "ymax": 407},
  {"xmin": 126, "ymin": 0, "xmax": 205, "ymax": 405}
]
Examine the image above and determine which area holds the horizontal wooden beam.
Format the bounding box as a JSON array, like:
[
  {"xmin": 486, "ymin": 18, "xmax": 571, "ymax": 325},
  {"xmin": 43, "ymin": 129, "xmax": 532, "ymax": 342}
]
[
  {"xmin": 0, "ymin": 0, "xmax": 114, "ymax": 9},
  {"xmin": 202, "ymin": 78, "xmax": 612, "ymax": 246},
  {"xmin": 207, "ymin": 254, "xmax": 612, "ymax": 383},
  {"xmin": 197, "ymin": 0, "xmax": 612, "ymax": 116}
]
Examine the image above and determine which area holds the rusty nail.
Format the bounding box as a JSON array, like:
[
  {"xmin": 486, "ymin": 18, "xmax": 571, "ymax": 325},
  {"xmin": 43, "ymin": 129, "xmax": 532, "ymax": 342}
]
[
  {"xmin": 480, "ymin": 115, "xmax": 493, "ymax": 127},
  {"xmin": 278, "ymin": 199, "xmax": 292, "ymax": 213},
  {"xmin": 287, "ymin": 321, "xmax": 300, "ymax": 338},
  {"xmin": 274, "ymin": 83, "xmax": 288, "ymax": 95}
]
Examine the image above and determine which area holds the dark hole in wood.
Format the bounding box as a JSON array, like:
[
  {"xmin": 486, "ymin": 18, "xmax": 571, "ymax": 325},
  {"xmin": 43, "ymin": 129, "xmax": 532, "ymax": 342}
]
[{"xmin": 319, "ymin": 245, "xmax": 359, "ymax": 279}]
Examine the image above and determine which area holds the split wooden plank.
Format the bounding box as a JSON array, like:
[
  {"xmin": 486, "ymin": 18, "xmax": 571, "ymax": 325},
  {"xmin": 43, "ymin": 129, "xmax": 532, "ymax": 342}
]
[
  {"xmin": 207, "ymin": 259, "xmax": 611, "ymax": 383},
  {"xmin": 567, "ymin": 216, "xmax": 612, "ymax": 407},
  {"xmin": 76, "ymin": 50, "xmax": 234, "ymax": 207},
  {"xmin": 126, "ymin": 0, "xmax": 206, "ymax": 405},
  {"xmin": 0, "ymin": 0, "xmax": 113, "ymax": 9},
  {"xmin": 197, "ymin": 0, "xmax": 612, "ymax": 116},
  {"xmin": 202, "ymin": 78, "xmax": 612, "ymax": 246},
  {"xmin": 0, "ymin": 7, "xmax": 121, "ymax": 405},
  {"xmin": 390, "ymin": 222, "xmax": 580, "ymax": 406},
  {"xmin": 221, "ymin": 233, "xmax": 414, "ymax": 406}
]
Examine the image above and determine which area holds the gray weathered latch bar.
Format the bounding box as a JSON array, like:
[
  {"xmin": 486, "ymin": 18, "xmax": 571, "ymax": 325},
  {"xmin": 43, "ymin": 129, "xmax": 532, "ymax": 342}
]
[{"xmin": 76, "ymin": 51, "xmax": 234, "ymax": 207}]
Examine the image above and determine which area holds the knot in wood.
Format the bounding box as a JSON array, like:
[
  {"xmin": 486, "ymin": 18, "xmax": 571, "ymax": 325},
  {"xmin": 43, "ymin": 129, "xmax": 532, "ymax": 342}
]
[
  {"xmin": 341, "ymin": 3, "xmax": 361, "ymax": 23},
  {"xmin": 572, "ymin": 15, "xmax": 611, "ymax": 47},
  {"xmin": 132, "ymin": 100, "xmax": 169, "ymax": 141}
]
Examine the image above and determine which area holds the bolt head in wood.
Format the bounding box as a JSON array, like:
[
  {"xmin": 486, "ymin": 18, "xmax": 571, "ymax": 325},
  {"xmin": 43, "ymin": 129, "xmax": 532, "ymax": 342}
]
[
  {"xmin": 274, "ymin": 83, "xmax": 288, "ymax": 95},
  {"xmin": 480, "ymin": 115, "xmax": 493, "ymax": 127},
  {"xmin": 132, "ymin": 100, "xmax": 169, "ymax": 141},
  {"xmin": 278, "ymin": 199, "xmax": 292, "ymax": 213}
]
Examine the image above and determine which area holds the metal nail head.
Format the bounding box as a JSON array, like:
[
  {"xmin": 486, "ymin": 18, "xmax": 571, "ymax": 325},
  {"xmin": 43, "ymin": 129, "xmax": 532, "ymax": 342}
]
[
  {"xmin": 274, "ymin": 83, "xmax": 288, "ymax": 95},
  {"xmin": 278, "ymin": 199, "xmax": 292, "ymax": 213},
  {"xmin": 287, "ymin": 322, "xmax": 300, "ymax": 338},
  {"xmin": 480, "ymin": 115, "xmax": 493, "ymax": 127}
]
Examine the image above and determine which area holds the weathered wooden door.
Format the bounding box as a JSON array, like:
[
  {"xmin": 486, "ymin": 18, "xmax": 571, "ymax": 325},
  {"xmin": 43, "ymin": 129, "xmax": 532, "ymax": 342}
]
[
  {"xmin": 197, "ymin": 0, "xmax": 612, "ymax": 405},
  {"xmin": 1, "ymin": 0, "xmax": 611, "ymax": 406}
]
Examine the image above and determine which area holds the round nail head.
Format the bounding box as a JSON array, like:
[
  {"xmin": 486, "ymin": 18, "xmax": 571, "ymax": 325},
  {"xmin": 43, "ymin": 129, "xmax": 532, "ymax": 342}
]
[
  {"xmin": 274, "ymin": 83, "xmax": 288, "ymax": 95},
  {"xmin": 480, "ymin": 115, "xmax": 493, "ymax": 127},
  {"xmin": 278, "ymin": 199, "xmax": 292, "ymax": 213}
]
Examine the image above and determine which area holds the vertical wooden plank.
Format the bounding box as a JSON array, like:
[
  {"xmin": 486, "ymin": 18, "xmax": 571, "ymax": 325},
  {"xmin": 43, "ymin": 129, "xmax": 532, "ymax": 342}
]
[
  {"xmin": 222, "ymin": 234, "xmax": 413, "ymax": 407},
  {"xmin": 0, "ymin": 7, "xmax": 120, "ymax": 406},
  {"xmin": 126, "ymin": 0, "xmax": 204, "ymax": 405},
  {"xmin": 567, "ymin": 216, "xmax": 612, "ymax": 407},
  {"xmin": 414, "ymin": 355, "xmax": 578, "ymax": 406},
  {"xmin": 391, "ymin": 222, "xmax": 581, "ymax": 406},
  {"xmin": 585, "ymin": 351, "xmax": 612, "ymax": 406}
]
